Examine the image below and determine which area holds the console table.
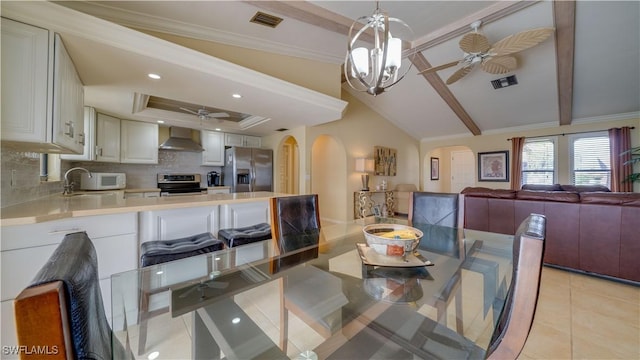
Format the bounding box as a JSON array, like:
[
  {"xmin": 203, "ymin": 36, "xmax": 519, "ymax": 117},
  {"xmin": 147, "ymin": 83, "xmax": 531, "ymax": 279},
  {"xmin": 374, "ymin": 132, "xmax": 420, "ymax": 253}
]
[{"xmin": 354, "ymin": 190, "xmax": 395, "ymax": 218}]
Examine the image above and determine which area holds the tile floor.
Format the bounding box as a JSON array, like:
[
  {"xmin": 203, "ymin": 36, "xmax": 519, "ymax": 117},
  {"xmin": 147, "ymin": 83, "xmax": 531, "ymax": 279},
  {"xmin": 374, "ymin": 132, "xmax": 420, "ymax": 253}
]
[{"xmin": 130, "ymin": 221, "xmax": 640, "ymax": 359}]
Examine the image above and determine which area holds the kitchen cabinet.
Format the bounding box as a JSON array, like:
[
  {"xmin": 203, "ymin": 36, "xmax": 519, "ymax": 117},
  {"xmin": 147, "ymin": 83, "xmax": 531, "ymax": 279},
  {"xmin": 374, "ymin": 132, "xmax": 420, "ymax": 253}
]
[
  {"xmin": 121, "ymin": 120, "xmax": 158, "ymax": 164},
  {"xmin": 1, "ymin": 18, "xmax": 84, "ymax": 154},
  {"xmin": 94, "ymin": 114, "xmax": 158, "ymax": 164},
  {"xmin": 225, "ymin": 133, "xmax": 261, "ymax": 148},
  {"xmin": 219, "ymin": 200, "xmax": 270, "ymax": 229},
  {"xmin": 61, "ymin": 106, "xmax": 96, "ymax": 161},
  {"xmin": 138, "ymin": 206, "xmax": 220, "ymax": 244},
  {"xmin": 95, "ymin": 113, "xmax": 121, "ymax": 162},
  {"xmin": 1, "ymin": 213, "xmax": 137, "ymax": 349},
  {"xmin": 201, "ymin": 130, "xmax": 225, "ymax": 166}
]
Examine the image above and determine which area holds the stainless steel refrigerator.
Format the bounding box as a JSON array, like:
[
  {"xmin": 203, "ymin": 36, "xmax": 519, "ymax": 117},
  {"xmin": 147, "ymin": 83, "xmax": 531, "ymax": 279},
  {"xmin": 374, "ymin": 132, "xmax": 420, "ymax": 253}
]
[{"xmin": 223, "ymin": 147, "xmax": 273, "ymax": 192}]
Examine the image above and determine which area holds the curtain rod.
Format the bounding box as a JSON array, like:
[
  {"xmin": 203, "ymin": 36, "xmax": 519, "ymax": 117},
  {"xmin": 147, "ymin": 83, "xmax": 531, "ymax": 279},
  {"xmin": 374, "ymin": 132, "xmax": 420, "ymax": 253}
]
[{"xmin": 507, "ymin": 126, "xmax": 635, "ymax": 141}]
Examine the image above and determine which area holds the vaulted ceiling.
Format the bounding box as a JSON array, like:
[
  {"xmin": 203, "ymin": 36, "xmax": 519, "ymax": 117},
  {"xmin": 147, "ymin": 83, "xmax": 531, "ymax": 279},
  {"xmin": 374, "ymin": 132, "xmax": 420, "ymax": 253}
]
[{"xmin": 6, "ymin": 1, "xmax": 639, "ymax": 140}]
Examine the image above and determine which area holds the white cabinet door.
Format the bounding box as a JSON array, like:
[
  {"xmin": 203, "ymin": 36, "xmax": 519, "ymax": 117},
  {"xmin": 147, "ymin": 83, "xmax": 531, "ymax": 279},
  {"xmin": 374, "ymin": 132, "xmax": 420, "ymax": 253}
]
[
  {"xmin": 95, "ymin": 113, "xmax": 121, "ymax": 162},
  {"xmin": 224, "ymin": 133, "xmax": 245, "ymax": 147},
  {"xmin": 61, "ymin": 106, "xmax": 96, "ymax": 161},
  {"xmin": 201, "ymin": 130, "xmax": 225, "ymax": 166},
  {"xmin": 138, "ymin": 206, "xmax": 220, "ymax": 243},
  {"xmin": 121, "ymin": 120, "xmax": 158, "ymax": 164},
  {"xmin": 243, "ymin": 135, "xmax": 261, "ymax": 148},
  {"xmin": 219, "ymin": 201, "xmax": 270, "ymax": 229},
  {"xmin": 52, "ymin": 34, "xmax": 84, "ymax": 154},
  {"xmin": 1, "ymin": 18, "xmax": 50, "ymax": 144}
]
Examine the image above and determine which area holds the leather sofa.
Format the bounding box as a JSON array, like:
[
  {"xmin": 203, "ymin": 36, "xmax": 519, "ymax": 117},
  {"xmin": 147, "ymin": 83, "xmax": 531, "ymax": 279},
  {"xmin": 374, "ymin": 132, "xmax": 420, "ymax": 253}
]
[{"xmin": 460, "ymin": 186, "xmax": 640, "ymax": 283}]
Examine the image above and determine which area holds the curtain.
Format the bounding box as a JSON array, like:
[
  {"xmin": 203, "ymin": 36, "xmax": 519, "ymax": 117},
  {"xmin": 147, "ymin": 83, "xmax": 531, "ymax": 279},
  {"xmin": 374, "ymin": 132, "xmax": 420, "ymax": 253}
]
[
  {"xmin": 609, "ymin": 127, "xmax": 632, "ymax": 192},
  {"xmin": 510, "ymin": 137, "xmax": 525, "ymax": 190}
]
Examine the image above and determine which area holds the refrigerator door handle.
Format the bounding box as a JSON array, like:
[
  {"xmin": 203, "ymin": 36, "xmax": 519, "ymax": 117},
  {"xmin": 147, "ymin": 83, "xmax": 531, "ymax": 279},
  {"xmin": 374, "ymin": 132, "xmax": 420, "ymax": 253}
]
[{"xmin": 250, "ymin": 159, "xmax": 255, "ymax": 192}]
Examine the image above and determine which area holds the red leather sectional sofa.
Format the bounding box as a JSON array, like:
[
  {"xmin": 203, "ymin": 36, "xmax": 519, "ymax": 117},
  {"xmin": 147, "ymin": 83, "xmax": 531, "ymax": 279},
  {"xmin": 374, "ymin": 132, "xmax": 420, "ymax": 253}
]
[{"xmin": 461, "ymin": 185, "xmax": 640, "ymax": 283}]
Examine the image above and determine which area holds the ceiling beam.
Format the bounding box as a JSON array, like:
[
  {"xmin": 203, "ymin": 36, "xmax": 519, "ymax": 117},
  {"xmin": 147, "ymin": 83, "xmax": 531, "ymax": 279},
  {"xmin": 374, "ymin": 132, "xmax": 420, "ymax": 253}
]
[
  {"xmin": 553, "ymin": 0, "xmax": 576, "ymax": 126},
  {"xmin": 412, "ymin": 53, "xmax": 481, "ymax": 136}
]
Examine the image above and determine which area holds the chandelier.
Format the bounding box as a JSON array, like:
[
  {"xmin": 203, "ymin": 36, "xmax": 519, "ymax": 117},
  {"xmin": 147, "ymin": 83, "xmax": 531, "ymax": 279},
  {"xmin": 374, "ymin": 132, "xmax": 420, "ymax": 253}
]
[{"xmin": 344, "ymin": 2, "xmax": 414, "ymax": 96}]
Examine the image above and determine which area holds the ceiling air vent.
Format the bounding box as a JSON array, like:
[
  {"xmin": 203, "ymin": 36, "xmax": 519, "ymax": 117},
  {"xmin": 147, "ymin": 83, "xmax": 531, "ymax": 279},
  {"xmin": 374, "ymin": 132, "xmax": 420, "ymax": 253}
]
[
  {"xmin": 250, "ymin": 11, "xmax": 283, "ymax": 28},
  {"xmin": 491, "ymin": 75, "xmax": 518, "ymax": 89}
]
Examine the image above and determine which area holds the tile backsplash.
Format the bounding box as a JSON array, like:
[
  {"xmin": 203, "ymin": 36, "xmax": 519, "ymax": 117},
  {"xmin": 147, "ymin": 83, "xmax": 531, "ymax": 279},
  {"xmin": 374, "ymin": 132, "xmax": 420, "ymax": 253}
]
[{"xmin": 1, "ymin": 147, "xmax": 221, "ymax": 208}]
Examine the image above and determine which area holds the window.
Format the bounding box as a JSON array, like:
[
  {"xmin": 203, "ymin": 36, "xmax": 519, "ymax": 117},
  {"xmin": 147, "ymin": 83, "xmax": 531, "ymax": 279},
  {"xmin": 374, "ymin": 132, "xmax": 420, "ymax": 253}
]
[
  {"xmin": 521, "ymin": 138, "xmax": 556, "ymax": 185},
  {"xmin": 570, "ymin": 132, "xmax": 610, "ymax": 187}
]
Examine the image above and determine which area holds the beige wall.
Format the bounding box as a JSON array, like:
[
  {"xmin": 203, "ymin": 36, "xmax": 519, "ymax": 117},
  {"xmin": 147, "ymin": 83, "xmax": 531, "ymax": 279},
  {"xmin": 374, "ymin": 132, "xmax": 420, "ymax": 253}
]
[
  {"xmin": 421, "ymin": 116, "xmax": 640, "ymax": 192},
  {"xmin": 263, "ymin": 90, "xmax": 421, "ymax": 223}
]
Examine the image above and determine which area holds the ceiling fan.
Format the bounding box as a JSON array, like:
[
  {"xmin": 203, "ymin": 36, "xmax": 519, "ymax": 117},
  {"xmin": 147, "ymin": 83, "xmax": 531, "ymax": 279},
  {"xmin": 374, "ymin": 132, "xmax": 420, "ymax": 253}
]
[
  {"xmin": 419, "ymin": 21, "xmax": 555, "ymax": 85},
  {"xmin": 180, "ymin": 106, "xmax": 230, "ymax": 121}
]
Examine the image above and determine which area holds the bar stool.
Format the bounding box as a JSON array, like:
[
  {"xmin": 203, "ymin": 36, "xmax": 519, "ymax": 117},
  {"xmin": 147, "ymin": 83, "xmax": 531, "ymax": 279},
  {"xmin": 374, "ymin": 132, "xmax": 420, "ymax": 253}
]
[
  {"xmin": 138, "ymin": 232, "xmax": 224, "ymax": 355},
  {"xmin": 217, "ymin": 222, "xmax": 272, "ymax": 248}
]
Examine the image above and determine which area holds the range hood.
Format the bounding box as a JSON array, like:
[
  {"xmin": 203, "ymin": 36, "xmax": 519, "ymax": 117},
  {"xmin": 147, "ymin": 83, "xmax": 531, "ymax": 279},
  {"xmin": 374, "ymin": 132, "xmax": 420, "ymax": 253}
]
[{"xmin": 159, "ymin": 127, "xmax": 203, "ymax": 152}]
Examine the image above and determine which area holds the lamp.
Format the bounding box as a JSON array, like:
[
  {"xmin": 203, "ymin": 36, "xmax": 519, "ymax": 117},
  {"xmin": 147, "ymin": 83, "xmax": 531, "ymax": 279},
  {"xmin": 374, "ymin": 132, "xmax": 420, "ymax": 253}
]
[
  {"xmin": 344, "ymin": 1, "xmax": 414, "ymax": 96},
  {"xmin": 355, "ymin": 158, "xmax": 375, "ymax": 191}
]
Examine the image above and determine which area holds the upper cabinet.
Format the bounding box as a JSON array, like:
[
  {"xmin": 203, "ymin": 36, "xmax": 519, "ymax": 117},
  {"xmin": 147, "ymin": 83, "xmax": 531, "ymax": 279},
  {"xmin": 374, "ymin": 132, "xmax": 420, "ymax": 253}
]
[
  {"xmin": 1, "ymin": 18, "xmax": 84, "ymax": 154},
  {"xmin": 201, "ymin": 130, "xmax": 225, "ymax": 166},
  {"xmin": 224, "ymin": 133, "xmax": 261, "ymax": 148},
  {"xmin": 95, "ymin": 113, "xmax": 121, "ymax": 163},
  {"xmin": 61, "ymin": 106, "xmax": 96, "ymax": 161},
  {"xmin": 121, "ymin": 120, "xmax": 158, "ymax": 164}
]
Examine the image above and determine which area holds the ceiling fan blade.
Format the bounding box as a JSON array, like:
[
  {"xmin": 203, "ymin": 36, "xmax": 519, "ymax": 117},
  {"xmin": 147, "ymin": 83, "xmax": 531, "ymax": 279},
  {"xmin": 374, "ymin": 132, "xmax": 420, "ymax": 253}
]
[
  {"xmin": 179, "ymin": 107, "xmax": 199, "ymax": 115},
  {"xmin": 208, "ymin": 112, "xmax": 230, "ymax": 118},
  {"xmin": 489, "ymin": 27, "xmax": 555, "ymax": 57},
  {"xmin": 446, "ymin": 64, "xmax": 475, "ymax": 85},
  {"xmin": 481, "ymin": 56, "xmax": 517, "ymax": 74},
  {"xmin": 459, "ymin": 32, "xmax": 491, "ymax": 54},
  {"xmin": 417, "ymin": 60, "xmax": 460, "ymax": 75}
]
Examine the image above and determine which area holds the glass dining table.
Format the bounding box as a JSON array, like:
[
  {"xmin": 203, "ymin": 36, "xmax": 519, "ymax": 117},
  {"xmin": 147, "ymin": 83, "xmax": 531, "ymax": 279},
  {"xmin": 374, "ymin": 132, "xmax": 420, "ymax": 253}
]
[{"xmin": 111, "ymin": 220, "xmax": 515, "ymax": 360}]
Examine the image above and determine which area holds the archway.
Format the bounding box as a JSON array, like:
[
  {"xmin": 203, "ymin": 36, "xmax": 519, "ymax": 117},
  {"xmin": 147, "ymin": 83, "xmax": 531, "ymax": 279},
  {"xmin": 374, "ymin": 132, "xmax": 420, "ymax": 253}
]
[
  {"xmin": 275, "ymin": 136, "xmax": 300, "ymax": 194},
  {"xmin": 311, "ymin": 135, "xmax": 347, "ymax": 224}
]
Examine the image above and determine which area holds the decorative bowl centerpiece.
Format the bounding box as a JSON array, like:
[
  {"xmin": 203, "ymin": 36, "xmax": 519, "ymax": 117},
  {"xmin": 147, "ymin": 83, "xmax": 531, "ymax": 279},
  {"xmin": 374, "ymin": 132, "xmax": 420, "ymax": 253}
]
[{"xmin": 362, "ymin": 224, "xmax": 423, "ymax": 257}]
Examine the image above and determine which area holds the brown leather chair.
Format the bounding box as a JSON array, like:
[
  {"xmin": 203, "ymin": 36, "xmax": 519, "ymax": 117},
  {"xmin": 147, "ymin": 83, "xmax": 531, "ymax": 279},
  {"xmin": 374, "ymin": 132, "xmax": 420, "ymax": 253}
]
[
  {"xmin": 14, "ymin": 231, "xmax": 131, "ymax": 360},
  {"xmin": 269, "ymin": 194, "xmax": 347, "ymax": 354}
]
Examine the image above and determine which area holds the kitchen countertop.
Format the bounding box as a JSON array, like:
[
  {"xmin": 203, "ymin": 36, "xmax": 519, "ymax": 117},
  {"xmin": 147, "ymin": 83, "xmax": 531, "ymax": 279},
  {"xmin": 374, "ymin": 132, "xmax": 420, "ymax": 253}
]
[{"xmin": 0, "ymin": 191, "xmax": 287, "ymax": 226}]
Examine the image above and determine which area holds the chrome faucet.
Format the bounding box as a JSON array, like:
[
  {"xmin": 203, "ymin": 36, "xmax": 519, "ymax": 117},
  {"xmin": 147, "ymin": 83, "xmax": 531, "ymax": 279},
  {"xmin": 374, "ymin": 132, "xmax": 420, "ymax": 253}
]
[{"xmin": 63, "ymin": 167, "xmax": 91, "ymax": 195}]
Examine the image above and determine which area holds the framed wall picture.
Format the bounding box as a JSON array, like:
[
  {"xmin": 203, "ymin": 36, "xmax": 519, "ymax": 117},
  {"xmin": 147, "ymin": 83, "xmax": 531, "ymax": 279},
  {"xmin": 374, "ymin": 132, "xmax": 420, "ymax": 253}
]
[
  {"xmin": 374, "ymin": 146, "xmax": 397, "ymax": 176},
  {"xmin": 430, "ymin": 157, "xmax": 439, "ymax": 180},
  {"xmin": 478, "ymin": 151, "xmax": 509, "ymax": 182}
]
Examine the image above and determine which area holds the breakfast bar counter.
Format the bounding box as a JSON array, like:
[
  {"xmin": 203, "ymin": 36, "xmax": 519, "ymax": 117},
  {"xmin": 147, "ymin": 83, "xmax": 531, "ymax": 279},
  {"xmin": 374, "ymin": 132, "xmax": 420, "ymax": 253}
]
[{"xmin": 0, "ymin": 191, "xmax": 287, "ymax": 226}]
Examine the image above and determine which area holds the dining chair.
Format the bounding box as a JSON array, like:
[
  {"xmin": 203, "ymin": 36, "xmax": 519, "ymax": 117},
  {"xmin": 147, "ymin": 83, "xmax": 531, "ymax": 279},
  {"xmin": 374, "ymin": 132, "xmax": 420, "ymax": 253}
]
[
  {"xmin": 269, "ymin": 194, "xmax": 348, "ymax": 354},
  {"xmin": 408, "ymin": 191, "xmax": 465, "ymax": 331},
  {"xmin": 326, "ymin": 213, "xmax": 546, "ymax": 360},
  {"xmin": 14, "ymin": 231, "xmax": 132, "ymax": 360}
]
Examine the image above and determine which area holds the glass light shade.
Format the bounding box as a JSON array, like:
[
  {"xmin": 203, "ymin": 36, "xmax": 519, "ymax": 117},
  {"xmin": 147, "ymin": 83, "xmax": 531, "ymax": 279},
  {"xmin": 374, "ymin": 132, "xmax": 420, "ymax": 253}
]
[
  {"xmin": 386, "ymin": 37, "xmax": 402, "ymax": 70},
  {"xmin": 352, "ymin": 47, "xmax": 370, "ymax": 77}
]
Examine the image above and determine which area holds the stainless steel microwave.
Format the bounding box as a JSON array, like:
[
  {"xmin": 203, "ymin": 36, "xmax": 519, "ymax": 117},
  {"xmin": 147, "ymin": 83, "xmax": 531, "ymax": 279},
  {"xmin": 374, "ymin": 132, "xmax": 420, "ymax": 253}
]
[{"xmin": 80, "ymin": 172, "xmax": 126, "ymax": 190}]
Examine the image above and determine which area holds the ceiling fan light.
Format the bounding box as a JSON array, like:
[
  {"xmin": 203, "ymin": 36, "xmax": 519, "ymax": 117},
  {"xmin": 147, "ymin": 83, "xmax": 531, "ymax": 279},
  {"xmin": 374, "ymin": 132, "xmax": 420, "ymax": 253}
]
[{"xmin": 351, "ymin": 47, "xmax": 370, "ymax": 77}]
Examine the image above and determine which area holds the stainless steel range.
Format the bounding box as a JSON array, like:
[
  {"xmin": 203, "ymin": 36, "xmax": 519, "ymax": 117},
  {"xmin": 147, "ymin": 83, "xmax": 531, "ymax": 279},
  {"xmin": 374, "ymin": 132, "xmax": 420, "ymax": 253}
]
[{"xmin": 157, "ymin": 174, "xmax": 208, "ymax": 197}]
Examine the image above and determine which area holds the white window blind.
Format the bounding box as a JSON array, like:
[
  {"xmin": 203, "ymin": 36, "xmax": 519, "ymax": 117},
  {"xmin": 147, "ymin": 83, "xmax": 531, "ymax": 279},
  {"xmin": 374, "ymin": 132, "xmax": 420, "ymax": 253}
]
[
  {"xmin": 570, "ymin": 133, "xmax": 611, "ymax": 187},
  {"xmin": 521, "ymin": 138, "xmax": 556, "ymax": 185}
]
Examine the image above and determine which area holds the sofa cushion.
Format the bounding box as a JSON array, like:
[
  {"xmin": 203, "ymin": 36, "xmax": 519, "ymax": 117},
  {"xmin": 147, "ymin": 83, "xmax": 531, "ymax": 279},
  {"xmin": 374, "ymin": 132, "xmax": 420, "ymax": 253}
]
[
  {"xmin": 521, "ymin": 184, "xmax": 562, "ymax": 191},
  {"xmin": 516, "ymin": 190, "xmax": 580, "ymax": 203},
  {"xmin": 560, "ymin": 184, "xmax": 611, "ymax": 192},
  {"xmin": 461, "ymin": 187, "xmax": 517, "ymax": 199},
  {"xmin": 579, "ymin": 192, "xmax": 640, "ymax": 206}
]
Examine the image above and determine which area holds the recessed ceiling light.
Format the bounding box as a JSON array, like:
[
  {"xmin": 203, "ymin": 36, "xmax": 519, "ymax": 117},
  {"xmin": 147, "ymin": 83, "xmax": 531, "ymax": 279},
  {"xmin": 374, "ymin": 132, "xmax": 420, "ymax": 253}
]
[
  {"xmin": 215, "ymin": 128, "xmax": 222, "ymax": 131},
  {"xmin": 157, "ymin": 120, "xmax": 165, "ymax": 124},
  {"xmin": 232, "ymin": 93, "xmax": 242, "ymax": 99},
  {"xmin": 148, "ymin": 73, "xmax": 161, "ymax": 80}
]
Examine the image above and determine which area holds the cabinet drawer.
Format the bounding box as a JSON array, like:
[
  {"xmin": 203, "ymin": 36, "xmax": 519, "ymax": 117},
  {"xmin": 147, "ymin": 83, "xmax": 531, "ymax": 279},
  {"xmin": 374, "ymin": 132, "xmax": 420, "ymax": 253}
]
[
  {"xmin": 1, "ymin": 243, "xmax": 59, "ymax": 301},
  {"xmin": 1, "ymin": 212, "xmax": 137, "ymax": 251}
]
